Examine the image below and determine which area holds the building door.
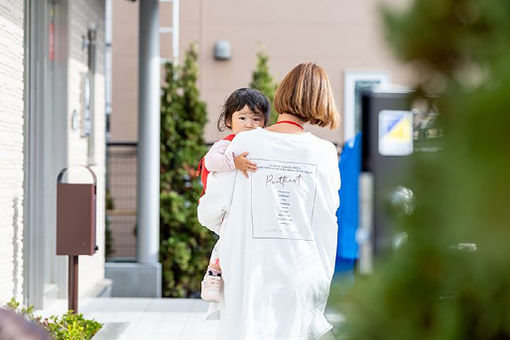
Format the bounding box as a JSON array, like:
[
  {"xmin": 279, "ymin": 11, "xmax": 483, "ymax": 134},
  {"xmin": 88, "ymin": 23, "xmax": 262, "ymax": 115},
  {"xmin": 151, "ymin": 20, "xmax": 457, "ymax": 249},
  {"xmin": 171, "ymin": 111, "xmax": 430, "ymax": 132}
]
[
  {"xmin": 343, "ymin": 71, "xmax": 390, "ymax": 142},
  {"xmin": 24, "ymin": 0, "xmax": 69, "ymax": 308}
]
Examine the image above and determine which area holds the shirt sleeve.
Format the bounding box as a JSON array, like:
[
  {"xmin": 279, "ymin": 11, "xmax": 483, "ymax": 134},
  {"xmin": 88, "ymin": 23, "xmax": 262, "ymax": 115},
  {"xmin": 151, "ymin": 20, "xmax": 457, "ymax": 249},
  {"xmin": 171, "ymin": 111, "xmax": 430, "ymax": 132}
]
[
  {"xmin": 197, "ymin": 170, "xmax": 236, "ymax": 235},
  {"xmin": 204, "ymin": 140, "xmax": 235, "ymax": 172}
]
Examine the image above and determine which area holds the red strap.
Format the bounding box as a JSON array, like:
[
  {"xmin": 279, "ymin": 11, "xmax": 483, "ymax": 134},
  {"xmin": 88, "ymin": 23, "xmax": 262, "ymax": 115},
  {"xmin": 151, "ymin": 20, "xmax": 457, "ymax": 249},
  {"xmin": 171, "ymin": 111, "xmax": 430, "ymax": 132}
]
[
  {"xmin": 224, "ymin": 133, "xmax": 236, "ymax": 141},
  {"xmin": 275, "ymin": 120, "xmax": 304, "ymax": 130},
  {"xmin": 196, "ymin": 157, "xmax": 207, "ymax": 198}
]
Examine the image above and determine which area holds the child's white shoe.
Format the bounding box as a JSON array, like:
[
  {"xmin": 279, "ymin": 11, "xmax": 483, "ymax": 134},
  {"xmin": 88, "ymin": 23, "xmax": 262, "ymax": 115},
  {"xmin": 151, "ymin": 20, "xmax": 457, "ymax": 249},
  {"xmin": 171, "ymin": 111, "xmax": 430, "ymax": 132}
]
[{"xmin": 201, "ymin": 275, "xmax": 221, "ymax": 302}]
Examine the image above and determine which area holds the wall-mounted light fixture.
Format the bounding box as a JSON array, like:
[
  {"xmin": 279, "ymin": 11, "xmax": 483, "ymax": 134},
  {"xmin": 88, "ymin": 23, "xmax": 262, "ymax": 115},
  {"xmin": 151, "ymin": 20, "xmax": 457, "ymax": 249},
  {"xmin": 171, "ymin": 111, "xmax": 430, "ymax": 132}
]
[{"xmin": 214, "ymin": 40, "xmax": 231, "ymax": 61}]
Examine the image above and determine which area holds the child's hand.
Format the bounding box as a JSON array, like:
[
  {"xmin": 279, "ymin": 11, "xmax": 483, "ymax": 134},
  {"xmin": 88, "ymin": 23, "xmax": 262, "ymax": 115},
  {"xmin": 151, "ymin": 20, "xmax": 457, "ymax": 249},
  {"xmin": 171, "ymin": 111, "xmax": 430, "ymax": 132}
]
[{"xmin": 234, "ymin": 152, "xmax": 257, "ymax": 178}]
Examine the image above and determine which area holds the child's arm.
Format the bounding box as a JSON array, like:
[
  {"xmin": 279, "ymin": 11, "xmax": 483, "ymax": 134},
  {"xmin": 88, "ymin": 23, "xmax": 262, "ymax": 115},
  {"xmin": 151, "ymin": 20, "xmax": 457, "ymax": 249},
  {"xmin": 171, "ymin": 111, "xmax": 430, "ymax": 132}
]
[
  {"xmin": 204, "ymin": 140, "xmax": 235, "ymax": 172},
  {"xmin": 205, "ymin": 140, "xmax": 257, "ymax": 178}
]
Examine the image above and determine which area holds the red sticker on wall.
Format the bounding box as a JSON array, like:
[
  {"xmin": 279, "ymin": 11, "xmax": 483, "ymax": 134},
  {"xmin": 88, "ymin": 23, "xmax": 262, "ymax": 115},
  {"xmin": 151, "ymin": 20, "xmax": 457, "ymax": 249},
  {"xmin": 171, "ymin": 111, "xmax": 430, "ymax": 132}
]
[{"xmin": 49, "ymin": 22, "xmax": 55, "ymax": 61}]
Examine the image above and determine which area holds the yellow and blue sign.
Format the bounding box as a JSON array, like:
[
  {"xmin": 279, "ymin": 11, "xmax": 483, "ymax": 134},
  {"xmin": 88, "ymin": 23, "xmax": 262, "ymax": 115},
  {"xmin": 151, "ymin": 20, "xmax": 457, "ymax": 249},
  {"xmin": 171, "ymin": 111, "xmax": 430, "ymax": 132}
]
[{"xmin": 378, "ymin": 110, "xmax": 413, "ymax": 156}]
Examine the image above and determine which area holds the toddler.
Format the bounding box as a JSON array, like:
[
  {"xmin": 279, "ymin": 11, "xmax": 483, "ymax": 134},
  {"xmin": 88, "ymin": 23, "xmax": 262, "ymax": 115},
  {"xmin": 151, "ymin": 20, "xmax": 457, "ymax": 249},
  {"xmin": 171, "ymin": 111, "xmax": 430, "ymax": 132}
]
[{"xmin": 198, "ymin": 88, "xmax": 270, "ymax": 302}]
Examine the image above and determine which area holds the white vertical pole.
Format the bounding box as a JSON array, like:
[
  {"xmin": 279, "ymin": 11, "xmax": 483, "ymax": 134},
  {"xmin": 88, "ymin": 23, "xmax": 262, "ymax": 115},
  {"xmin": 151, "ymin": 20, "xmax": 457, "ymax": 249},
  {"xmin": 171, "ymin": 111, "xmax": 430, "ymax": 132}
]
[
  {"xmin": 172, "ymin": 0, "xmax": 179, "ymax": 64},
  {"xmin": 137, "ymin": 0, "xmax": 160, "ymax": 265}
]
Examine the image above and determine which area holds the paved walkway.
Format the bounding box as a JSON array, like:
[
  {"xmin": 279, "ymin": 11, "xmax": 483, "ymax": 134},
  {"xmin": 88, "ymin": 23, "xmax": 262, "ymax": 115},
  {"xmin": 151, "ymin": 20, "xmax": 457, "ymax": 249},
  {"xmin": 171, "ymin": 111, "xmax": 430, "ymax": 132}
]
[{"xmin": 38, "ymin": 298, "xmax": 343, "ymax": 340}]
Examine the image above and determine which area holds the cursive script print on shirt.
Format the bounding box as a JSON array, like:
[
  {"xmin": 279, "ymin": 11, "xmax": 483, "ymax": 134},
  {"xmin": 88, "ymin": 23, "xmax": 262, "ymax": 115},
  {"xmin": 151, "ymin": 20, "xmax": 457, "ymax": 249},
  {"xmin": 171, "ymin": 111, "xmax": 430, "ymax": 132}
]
[{"xmin": 250, "ymin": 159, "xmax": 318, "ymax": 241}]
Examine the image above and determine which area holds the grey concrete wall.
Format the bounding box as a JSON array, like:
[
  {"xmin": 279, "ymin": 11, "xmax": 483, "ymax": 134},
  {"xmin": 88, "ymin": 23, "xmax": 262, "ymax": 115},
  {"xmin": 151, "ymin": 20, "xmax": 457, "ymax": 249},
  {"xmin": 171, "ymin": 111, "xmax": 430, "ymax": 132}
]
[{"xmin": 105, "ymin": 263, "xmax": 161, "ymax": 297}]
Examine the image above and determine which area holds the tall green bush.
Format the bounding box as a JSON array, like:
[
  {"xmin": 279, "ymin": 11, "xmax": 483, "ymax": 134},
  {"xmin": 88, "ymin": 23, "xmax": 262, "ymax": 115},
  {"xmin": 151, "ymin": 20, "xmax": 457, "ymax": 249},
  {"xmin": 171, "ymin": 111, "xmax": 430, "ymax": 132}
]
[
  {"xmin": 160, "ymin": 43, "xmax": 215, "ymax": 297},
  {"xmin": 250, "ymin": 48, "xmax": 278, "ymax": 124},
  {"xmin": 339, "ymin": 1, "xmax": 510, "ymax": 339}
]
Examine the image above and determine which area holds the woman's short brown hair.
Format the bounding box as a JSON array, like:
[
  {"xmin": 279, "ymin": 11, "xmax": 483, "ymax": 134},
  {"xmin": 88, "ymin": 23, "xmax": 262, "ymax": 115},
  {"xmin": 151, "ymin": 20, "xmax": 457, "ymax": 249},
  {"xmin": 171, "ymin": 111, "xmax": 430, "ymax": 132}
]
[{"xmin": 274, "ymin": 62, "xmax": 339, "ymax": 130}]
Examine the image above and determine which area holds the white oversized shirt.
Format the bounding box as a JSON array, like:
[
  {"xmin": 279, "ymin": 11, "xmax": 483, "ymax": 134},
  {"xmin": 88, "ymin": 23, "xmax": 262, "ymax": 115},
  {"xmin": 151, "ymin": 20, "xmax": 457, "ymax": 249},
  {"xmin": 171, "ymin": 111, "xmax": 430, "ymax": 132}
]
[{"xmin": 198, "ymin": 127, "xmax": 340, "ymax": 340}]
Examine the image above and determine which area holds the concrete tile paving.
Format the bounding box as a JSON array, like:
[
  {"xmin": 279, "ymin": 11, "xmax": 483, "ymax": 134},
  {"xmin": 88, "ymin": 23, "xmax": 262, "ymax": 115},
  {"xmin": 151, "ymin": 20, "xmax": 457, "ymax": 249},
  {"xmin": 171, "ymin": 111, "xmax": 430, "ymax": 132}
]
[{"xmin": 37, "ymin": 298, "xmax": 342, "ymax": 339}]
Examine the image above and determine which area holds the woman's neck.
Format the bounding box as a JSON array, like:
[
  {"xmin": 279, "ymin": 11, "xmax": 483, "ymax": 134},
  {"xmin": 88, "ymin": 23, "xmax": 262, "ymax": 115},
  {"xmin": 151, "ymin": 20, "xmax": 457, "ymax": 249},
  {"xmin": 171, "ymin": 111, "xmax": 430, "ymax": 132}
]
[{"xmin": 266, "ymin": 113, "xmax": 306, "ymax": 134}]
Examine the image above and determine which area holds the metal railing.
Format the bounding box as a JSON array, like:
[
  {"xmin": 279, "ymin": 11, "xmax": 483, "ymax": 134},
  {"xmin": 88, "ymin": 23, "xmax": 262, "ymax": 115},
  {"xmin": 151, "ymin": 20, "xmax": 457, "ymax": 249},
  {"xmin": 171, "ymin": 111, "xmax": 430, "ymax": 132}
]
[{"xmin": 106, "ymin": 142, "xmax": 138, "ymax": 261}]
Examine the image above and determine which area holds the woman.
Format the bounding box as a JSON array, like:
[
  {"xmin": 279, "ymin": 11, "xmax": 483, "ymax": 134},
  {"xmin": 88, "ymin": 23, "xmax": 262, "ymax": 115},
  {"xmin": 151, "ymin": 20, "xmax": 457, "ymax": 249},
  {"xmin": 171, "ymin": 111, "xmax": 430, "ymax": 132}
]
[{"xmin": 198, "ymin": 62, "xmax": 340, "ymax": 340}]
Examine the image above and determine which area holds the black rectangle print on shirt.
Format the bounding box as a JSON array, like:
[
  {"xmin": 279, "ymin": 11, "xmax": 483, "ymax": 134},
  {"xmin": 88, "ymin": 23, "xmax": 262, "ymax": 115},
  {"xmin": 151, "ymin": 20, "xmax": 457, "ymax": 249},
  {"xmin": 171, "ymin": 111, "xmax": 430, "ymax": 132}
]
[{"xmin": 250, "ymin": 159, "xmax": 318, "ymax": 241}]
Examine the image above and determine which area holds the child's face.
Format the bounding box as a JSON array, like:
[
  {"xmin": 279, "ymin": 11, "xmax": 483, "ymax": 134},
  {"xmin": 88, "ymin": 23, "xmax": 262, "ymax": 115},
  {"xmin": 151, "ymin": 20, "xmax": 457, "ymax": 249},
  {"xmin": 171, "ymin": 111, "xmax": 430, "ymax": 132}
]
[{"xmin": 229, "ymin": 105, "xmax": 265, "ymax": 134}]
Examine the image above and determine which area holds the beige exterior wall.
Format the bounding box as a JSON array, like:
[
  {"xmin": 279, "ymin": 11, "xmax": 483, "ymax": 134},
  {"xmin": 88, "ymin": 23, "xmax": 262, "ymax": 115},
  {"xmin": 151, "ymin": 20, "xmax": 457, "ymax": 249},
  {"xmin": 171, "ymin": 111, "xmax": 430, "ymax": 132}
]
[
  {"xmin": 112, "ymin": 0, "xmax": 412, "ymax": 145},
  {"xmin": 111, "ymin": 0, "xmax": 138, "ymax": 142},
  {"xmin": 0, "ymin": 0, "xmax": 25, "ymax": 305},
  {"xmin": 181, "ymin": 0, "xmax": 412, "ymax": 144},
  {"xmin": 67, "ymin": 0, "xmax": 107, "ymax": 297}
]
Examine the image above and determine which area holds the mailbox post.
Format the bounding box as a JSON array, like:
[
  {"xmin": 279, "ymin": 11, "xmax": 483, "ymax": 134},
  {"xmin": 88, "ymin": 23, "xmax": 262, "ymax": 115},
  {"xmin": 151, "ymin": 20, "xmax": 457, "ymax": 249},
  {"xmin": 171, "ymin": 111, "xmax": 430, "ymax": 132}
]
[{"xmin": 56, "ymin": 165, "xmax": 97, "ymax": 314}]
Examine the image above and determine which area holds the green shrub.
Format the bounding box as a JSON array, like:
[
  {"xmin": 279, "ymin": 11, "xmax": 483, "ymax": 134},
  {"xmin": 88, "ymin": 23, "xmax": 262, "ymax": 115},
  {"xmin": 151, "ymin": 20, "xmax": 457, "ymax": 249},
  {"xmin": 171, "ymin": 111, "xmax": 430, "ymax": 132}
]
[
  {"xmin": 250, "ymin": 48, "xmax": 278, "ymax": 125},
  {"xmin": 5, "ymin": 298, "xmax": 102, "ymax": 340},
  {"xmin": 160, "ymin": 43, "xmax": 214, "ymax": 297}
]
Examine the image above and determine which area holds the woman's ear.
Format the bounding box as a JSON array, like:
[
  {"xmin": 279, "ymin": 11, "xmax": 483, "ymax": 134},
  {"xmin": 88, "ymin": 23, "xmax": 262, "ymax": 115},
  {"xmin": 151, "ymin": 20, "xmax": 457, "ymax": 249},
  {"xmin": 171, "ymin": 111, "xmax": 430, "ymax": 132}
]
[{"xmin": 226, "ymin": 117, "xmax": 231, "ymax": 129}]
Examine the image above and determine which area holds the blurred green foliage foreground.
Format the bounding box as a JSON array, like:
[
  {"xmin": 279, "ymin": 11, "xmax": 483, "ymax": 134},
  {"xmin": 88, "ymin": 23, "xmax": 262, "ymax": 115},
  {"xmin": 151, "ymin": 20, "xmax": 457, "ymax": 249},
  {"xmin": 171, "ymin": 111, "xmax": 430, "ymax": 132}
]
[{"xmin": 336, "ymin": 1, "xmax": 510, "ymax": 339}]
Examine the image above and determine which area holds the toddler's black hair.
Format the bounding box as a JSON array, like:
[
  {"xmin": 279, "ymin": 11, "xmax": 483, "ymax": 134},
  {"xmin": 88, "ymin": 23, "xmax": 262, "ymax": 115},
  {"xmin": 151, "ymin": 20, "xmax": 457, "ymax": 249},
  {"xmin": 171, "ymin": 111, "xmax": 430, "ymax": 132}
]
[{"xmin": 217, "ymin": 88, "xmax": 271, "ymax": 131}]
